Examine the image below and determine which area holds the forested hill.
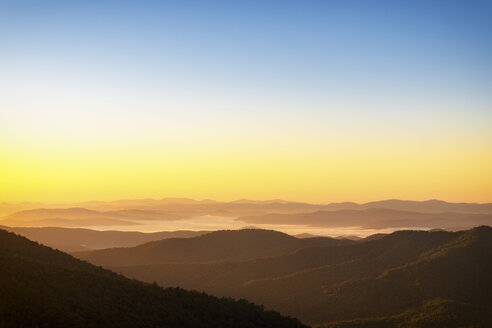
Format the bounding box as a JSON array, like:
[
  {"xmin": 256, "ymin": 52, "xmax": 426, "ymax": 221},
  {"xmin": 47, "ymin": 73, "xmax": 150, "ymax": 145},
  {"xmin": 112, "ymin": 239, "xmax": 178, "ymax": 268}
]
[
  {"xmin": 75, "ymin": 229, "xmax": 354, "ymax": 266},
  {"xmin": 96, "ymin": 227, "xmax": 492, "ymax": 327},
  {"xmin": 0, "ymin": 229, "xmax": 306, "ymax": 328}
]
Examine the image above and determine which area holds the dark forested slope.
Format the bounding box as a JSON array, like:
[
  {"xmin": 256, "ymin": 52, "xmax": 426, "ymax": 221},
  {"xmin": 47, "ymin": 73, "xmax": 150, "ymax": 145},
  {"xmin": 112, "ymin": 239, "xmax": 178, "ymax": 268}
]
[
  {"xmin": 88, "ymin": 227, "xmax": 492, "ymax": 327},
  {"xmin": 0, "ymin": 229, "xmax": 305, "ymax": 328}
]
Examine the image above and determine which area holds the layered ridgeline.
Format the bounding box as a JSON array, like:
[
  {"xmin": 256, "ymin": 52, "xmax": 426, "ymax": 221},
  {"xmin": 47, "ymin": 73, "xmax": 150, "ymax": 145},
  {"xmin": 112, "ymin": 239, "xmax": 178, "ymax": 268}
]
[
  {"xmin": 238, "ymin": 208, "xmax": 492, "ymax": 230},
  {"xmin": 75, "ymin": 229, "xmax": 354, "ymax": 266},
  {"xmin": 75, "ymin": 227, "xmax": 492, "ymax": 327},
  {"xmin": 0, "ymin": 225, "xmax": 209, "ymax": 252},
  {"xmin": 0, "ymin": 229, "xmax": 305, "ymax": 327},
  {"xmin": 2, "ymin": 199, "xmax": 491, "ymax": 230}
]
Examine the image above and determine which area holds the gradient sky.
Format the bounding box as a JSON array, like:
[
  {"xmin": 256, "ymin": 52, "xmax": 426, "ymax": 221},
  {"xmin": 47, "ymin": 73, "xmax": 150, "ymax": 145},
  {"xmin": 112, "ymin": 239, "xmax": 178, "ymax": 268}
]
[{"xmin": 1, "ymin": 0, "xmax": 491, "ymax": 203}]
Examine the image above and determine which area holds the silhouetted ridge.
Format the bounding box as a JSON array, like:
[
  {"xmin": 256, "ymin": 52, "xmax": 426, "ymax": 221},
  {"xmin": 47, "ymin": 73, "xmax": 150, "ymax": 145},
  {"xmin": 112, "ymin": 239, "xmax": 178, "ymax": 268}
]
[
  {"xmin": 238, "ymin": 208, "xmax": 492, "ymax": 230},
  {"xmin": 466, "ymin": 224, "xmax": 492, "ymax": 239},
  {"xmin": 76, "ymin": 228, "xmax": 353, "ymax": 266},
  {"xmin": 0, "ymin": 229, "xmax": 305, "ymax": 327},
  {"xmin": 82, "ymin": 227, "xmax": 492, "ymax": 326},
  {"xmin": 4, "ymin": 199, "xmax": 491, "ymax": 230},
  {"xmin": 2, "ymin": 226, "xmax": 210, "ymax": 252}
]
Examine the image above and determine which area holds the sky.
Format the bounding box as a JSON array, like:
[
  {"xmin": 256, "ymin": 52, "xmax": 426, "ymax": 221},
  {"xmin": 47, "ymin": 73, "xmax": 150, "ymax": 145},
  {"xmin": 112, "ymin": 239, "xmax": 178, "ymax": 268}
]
[{"xmin": 0, "ymin": 0, "xmax": 491, "ymax": 204}]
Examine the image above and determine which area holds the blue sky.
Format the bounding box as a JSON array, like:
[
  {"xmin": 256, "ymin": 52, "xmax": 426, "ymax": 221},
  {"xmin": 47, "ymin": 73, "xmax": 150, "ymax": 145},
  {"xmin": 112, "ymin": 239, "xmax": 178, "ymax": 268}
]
[
  {"xmin": 0, "ymin": 0, "xmax": 491, "ymax": 203},
  {"xmin": 2, "ymin": 0, "xmax": 490, "ymax": 106},
  {"xmin": 2, "ymin": 1, "xmax": 490, "ymax": 140}
]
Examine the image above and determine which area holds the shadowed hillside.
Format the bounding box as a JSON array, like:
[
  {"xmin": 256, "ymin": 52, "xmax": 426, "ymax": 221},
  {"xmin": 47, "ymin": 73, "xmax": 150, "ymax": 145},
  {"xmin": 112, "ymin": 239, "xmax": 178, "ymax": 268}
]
[
  {"xmin": 75, "ymin": 229, "xmax": 355, "ymax": 266},
  {"xmin": 0, "ymin": 229, "xmax": 305, "ymax": 327},
  {"xmin": 318, "ymin": 298, "xmax": 488, "ymax": 328},
  {"xmin": 78, "ymin": 227, "xmax": 492, "ymax": 326}
]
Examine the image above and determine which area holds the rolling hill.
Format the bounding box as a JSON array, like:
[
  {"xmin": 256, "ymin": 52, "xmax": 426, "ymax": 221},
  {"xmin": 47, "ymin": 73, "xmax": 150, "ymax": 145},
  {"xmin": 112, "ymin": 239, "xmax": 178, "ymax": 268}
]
[
  {"xmin": 0, "ymin": 228, "xmax": 305, "ymax": 327},
  {"xmin": 356, "ymin": 199, "xmax": 492, "ymax": 214},
  {"xmin": 68, "ymin": 198, "xmax": 492, "ymax": 214},
  {"xmin": 75, "ymin": 229, "xmax": 355, "ymax": 266},
  {"xmin": 238, "ymin": 208, "xmax": 492, "ymax": 230},
  {"xmin": 0, "ymin": 207, "xmax": 189, "ymax": 227},
  {"xmin": 77, "ymin": 227, "xmax": 492, "ymax": 326},
  {"xmin": 3, "ymin": 199, "xmax": 491, "ymax": 230}
]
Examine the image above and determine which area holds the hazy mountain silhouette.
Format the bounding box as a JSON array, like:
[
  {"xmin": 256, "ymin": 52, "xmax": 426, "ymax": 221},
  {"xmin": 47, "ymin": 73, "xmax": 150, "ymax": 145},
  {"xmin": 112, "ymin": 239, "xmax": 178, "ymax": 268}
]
[
  {"xmin": 0, "ymin": 202, "xmax": 46, "ymax": 216},
  {"xmin": 0, "ymin": 226, "xmax": 209, "ymax": 252},
  {"xmin": 71, "ymin": 198, "xmax": 492, "ymax": 214},
  {"xmin": 357, "ymin": 199, "xmax": 492, "ymax": 214},
  {"xmin": 0, "ymin": 207, "xmax": 189, "ymax": 227},
  {"xmin": 294, "ymin": 233, "xmax": 320, "ymax": 239},
  {"xmin": 2, "ymin": 200, "xmax": 491, "ymax": 231},
  {"xmin": 75, "ymin": 229, "xmax": 355, "ymax": 266},
  {"xmin": 80, "ymin": 227, "xmax": 492, "ymax": 326},
  {"xmin": 238, "ymin": 208, "xmax": 492, "ymax": 230},
  {"xmin": 0, "ymin": 228, "xmax": 305, "ymax": 327},
  {"xmin": 74, "ymin": 198, "xmax": 492, "ymax": 214}
]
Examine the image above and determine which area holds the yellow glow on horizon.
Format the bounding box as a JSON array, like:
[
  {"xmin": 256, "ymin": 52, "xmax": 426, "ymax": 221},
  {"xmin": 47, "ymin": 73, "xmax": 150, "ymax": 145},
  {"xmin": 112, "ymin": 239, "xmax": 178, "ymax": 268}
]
[
  {"xmin": 1, "ymin": 0, "xmax": 491, "ymax": 206},
  {"xmin": 1, "ymin": 132, "xmax": 490, "ymax": 204}
]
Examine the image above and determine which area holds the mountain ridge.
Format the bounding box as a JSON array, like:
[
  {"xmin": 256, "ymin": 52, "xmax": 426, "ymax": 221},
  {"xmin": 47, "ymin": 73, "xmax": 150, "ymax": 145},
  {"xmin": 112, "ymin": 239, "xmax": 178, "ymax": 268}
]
[
  {"xmin": 75, "ymin": 229, "xmax": 355, "ymax": 266},
  {"xmin": 3, "ymin": 199, "xmax": 491, "ymax": 230},
  {"xmin": 0, "ymin": 228, "xmax": 305, "ymax": 327},
  {"xmin": 80, "ymin": 227, "xmax": 492, "ymax": 326},
  {"xmin": 0, "ymin": 225, "xmax": 210, "ymax": 252}
]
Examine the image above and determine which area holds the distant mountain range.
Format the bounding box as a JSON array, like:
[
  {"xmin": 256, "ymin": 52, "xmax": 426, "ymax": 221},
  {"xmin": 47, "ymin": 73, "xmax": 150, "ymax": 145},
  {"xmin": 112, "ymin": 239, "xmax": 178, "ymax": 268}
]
[
  {"xmin": 324, "ymin": 199, "xmax": 492, "ymax": 213},
  {"xmin": 1, "ymin": 199, "xmax": 491, "ymax": 230},
  {"xmin": 73, "ymin": 227, "xmax": 492, "ymax": 327},
  {"xmin": 0, "ymin": 207, "xmax": 188, "ymax": 227},
  {"xmin": 3, "ymin": 198, "xmax": 492, "ymax": 213},
  {"xmin": 238, "ymin": 208, "xmax": 492, "ymax": 230},
  {"xmin": 0, "ymin": 228, "xmax": 305, "ymax": 327}
]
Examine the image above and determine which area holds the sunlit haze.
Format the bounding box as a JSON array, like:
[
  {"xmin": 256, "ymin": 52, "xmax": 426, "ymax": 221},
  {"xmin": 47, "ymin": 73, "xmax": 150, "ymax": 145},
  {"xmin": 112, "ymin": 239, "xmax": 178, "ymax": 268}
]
[
  {"xmin": 1, "ymin": 3, "xmax": 492, "ymax": 327},
  {"xmin": 1, "ymin": 1, "xmax": 491, "ymax": 203}
]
